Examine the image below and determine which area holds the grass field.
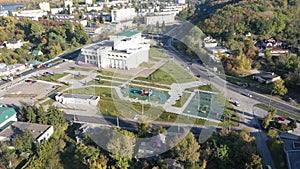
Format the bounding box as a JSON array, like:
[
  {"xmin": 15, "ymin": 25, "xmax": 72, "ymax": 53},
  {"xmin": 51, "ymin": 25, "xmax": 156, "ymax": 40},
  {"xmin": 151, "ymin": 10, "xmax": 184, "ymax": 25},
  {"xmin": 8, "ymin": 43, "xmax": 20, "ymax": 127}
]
[
  {"xmin": 149, "ymin": 47, "xmax": 169, "ymax": 59},
  {"xmin": 255, "ymin": 103, "xmax": 300, "ymax": 120},
  {"xmin": 139, "ymin": 62, "xmax": 155, "ymax": 68},
  {"xmin": 86, "ymin": 79, "xmax": 122, "ymax": 86},
  {"xmin": 173, "ymin": 92, "xmax": 191, "ymax": 107},
  {"xmin": 35, "ymin": 73, "xmax": 69, "ymax": 82},
  {"xmin": 218, "ymin": 73, "xmax": 273, "ymax": 94},
  {"xmin": 136, "ymin": 62, "xmax": 197, "ymax": 85},
  {"xmin": 70, "ymin": 66, "xmax": 92, "ymax": 72},
  {"xmin": 69, "ymin": 74, "xmax": 88, "ymax": 80},
  {"xmin": 97, "ymin": 70, "xmax": 133, "ymax": 78},
  {"xmin": 219, "ymin": 101, "xmax": 239, "ymax": 127},
  {"xmin": 267, "ymin": 140, "xmax": 288, "ymax": 169}
]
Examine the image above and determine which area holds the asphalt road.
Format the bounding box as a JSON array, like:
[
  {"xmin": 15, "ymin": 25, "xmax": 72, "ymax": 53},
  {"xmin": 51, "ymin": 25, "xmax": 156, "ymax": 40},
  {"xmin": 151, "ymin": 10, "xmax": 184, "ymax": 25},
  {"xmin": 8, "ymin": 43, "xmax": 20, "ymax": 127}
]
[{"xmin": 162, "ymin": 36, "xmax": 300, "ymax": 117}]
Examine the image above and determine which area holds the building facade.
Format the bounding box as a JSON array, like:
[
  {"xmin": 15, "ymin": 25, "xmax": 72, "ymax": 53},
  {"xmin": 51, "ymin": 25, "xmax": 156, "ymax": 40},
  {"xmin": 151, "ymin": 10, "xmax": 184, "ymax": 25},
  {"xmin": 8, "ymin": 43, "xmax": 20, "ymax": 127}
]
[
  {"xmin": 145, "ymin": 14, "xmax": 175, "ymax": 25},
  {"xmin": 79, "ymin": 30, "xmax": 150, "ymax": 70},
  {"xmin": 111, "ymin": 8, "xmax": 136, "ymax": 22}
]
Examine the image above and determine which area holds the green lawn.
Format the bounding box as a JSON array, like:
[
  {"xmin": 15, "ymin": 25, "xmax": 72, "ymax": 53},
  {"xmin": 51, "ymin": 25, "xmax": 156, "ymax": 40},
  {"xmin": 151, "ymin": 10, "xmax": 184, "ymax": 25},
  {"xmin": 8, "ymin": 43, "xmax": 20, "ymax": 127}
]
[
  {"xmin": 69, "ymin": 74, "xmax": 88, "ymax": 80},
  {"xmin": 136, "ymin": 61, "xmax": 197, "ymax": 85},
  {"xmin": 255, "ymin": 103, "xmax": 300, "ymax": 120},
  {"xmin": 96, "ymin": 70, "xmax": 133, "ymax": 78},
  {"xmin": 139, "ymin": 62, "xmax": 155, "ymax": 68},
  {"xmin": 69, "ymin": 66, "xmax": 92, "ymax": 71},
  {"xmin": 219, "ymin": 101, "xmax": 240, "ymax": 127},
  {"xmin": 218, "ymin": 74, "xmax": 273, "ymax": 94},
  {"xmin": 86, "ymin": 79, "xmax": 122, "ymax": 86},
  {"xmin": 35, "ymin": 73, "xmax": 69, "ymax": 82},
  {"xmin": 173, "ymin": 92, "xmax": 191, "ymax": 107},
  {"xmin": 267, "ymin": 140, "xmax": 288, "ymax": 169},
  {"xmin": 149, "ymin": 46, "xmax": 168, "ymax": 59}
]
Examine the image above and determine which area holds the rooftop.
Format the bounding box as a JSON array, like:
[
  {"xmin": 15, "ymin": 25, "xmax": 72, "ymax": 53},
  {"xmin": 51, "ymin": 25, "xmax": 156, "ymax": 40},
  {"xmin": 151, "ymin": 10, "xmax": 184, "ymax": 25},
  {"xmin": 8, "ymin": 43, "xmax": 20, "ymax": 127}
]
[
  {"xmin": 59, "ymin": 93, "xmax": 99, "ymax": 100},
  {"xmin": 0, "ymin": 121, "xmax": 52, "ymax": 140},
  {"xmin": 255, "ymin": 72, "xmax": 280, "ymax": 80},
  {"xmin": 0, "ymin": 107, "xmax": 17, "ymax": 125},
  {"xmin": 85, "ymin": 40, "xmax": 113, "ymax": 50},
  {"xmin": 117, "ymin": 30, "xmax": 140, "ymax": 37}
]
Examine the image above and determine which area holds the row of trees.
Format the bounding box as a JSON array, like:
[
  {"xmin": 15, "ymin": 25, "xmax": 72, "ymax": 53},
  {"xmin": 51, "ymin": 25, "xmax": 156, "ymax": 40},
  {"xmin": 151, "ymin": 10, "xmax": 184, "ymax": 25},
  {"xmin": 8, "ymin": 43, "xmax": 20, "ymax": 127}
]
[
  {"xmin": 0, "ymin": 16, "xmax": 89, "ymax": 64},
  {"xmin": 18, "ymin": 102, "xmax": 65, "ymax": 126},
  {"xmin": 194, "ymin": 0, "xmax": 300, "ymax": 90}
]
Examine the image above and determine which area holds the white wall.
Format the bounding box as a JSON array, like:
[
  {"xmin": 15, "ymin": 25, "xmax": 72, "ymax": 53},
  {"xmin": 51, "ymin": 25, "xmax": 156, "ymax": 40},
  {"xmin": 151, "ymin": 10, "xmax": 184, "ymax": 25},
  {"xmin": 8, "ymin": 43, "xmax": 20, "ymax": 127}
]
[
  {"xmin": 0, "ymin": 114, "xmax": 17, "ymax": 130},
  {"xmin": 36, "ymin": 126, "xmax": 54, "ymax": 143}
]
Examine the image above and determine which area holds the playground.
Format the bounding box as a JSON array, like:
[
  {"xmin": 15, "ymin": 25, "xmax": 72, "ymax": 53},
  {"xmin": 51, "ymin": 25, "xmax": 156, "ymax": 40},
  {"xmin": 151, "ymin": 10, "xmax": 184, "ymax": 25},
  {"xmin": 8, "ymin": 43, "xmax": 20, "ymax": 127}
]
[
  {"xmin": 120, "ymin": 85, "xmax": 170, "ymax": 103},
  {"xmin": 182, "ymin": 91, "xmax": 224, "ymax": 121}
]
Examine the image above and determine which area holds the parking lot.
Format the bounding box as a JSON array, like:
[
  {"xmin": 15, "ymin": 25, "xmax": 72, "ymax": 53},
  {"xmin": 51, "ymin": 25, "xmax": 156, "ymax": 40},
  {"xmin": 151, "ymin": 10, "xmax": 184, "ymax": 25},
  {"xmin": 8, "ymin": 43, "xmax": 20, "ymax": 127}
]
[{"xmin": 0, "ymin": 80, "xmax": 59, "ymax": 106}]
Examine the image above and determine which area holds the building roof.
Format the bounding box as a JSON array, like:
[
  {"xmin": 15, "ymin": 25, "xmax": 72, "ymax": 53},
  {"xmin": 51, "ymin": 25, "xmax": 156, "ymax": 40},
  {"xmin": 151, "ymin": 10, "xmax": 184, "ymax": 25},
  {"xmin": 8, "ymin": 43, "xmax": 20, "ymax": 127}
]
[
  {"xmin": 27, "ymin": 60, "xmax": 42, "ymax": 66},
  {"xmin": 117, "ymin": 30, "xmax": 140, "ymax": 37},
  {"xmin": 0, "ymin": 121, "xmax": 52, "ymax": 140},
  {"xmin": 59, "ymin": 93, "xmax": 99, "ymax": 100},
  {"xmin": 255, "ymin": 72, "xmax": 280, "ymax": 80},
  {"xmin": 0, "ymin": 107, "xmax": 17, "ymax": 125},
  {"xmin": 32, "ymin": 50, "xmax": 42, "ymax": 55}
]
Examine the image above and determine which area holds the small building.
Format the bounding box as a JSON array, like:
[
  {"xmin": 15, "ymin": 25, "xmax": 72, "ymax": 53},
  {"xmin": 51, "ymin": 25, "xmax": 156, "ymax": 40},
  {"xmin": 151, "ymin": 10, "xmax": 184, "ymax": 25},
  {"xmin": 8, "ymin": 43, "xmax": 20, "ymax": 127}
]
[
  {"xmin": 253, "ymin": 72, "xmax": 281, "ymax": 84},
  {"xmin": 111, "ymin": 8, "xmax": 136, "ymax": 22},
  {"xmin": 55, "ymin": 93, "xmax": 100, "ymax": 105},
  {"xmin": 0, "ymin": 121, "xmax": 54, "ymax": 144},
  {"xmin": 163, "ymin": 159, "xmax": 184, "ymax": 169},
  {"xmin": 32, "ymin": 50, "xmax": 43, "ymax": 56},
  {"xmin": 0, "ymin": 107, "xmax": 18, "ymax": 130},
  {"xmin": 27, "ymin": 60, "xmax": 43, "ymax": 68},
  {"xmin": 137, "ymin": 134, "xmax": 167, "ymax": 158}
]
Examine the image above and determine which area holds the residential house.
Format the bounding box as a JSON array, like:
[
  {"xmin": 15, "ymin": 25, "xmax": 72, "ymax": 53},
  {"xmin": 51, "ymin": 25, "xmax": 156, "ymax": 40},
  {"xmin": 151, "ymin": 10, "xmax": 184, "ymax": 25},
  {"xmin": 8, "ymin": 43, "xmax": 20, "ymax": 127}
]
[
  {"xmin": 32, "ymin": 50, "xmax": 43, "ymax": 56},
  {"xmin": 0, "ymin": 121, "xmax": 54, "ymax": 145},
  {"xmin": 253, "ymin": 72, "xmax": 281, "ymax": 84},
  {"xmin": 137, "ymin": 134, "xmax": 167, "ymax": 158},
  {"xmin": 0, "ymin": 107, "xmax": 18, "ymax": 130}
]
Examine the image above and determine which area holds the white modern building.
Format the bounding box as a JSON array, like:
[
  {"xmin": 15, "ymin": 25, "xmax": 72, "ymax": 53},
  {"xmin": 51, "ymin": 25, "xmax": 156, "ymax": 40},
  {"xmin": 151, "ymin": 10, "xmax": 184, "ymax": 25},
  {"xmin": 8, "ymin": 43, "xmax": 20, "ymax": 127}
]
[
  {"xmin": 64, "ymin": 0, "xmax": 73, "ymax": 8},
  {"xmin": 12, "ymin": 10, "xmax": 48, "ymax": 20},
  {"xmin": 79, "ymin": 30, "xmax": 150, "ymax": 69},
  {"xmin": 55, "ymin": 93, "xmax": 100, "ymax": 105},
  {"xmin": 176, "ymin": 0, "xmax": 186, "ymax": 4},
  {"xmin": 39, "ymin": 2, "xmax": 50, "ymax": 11},
  {"xmin": 0, "ymin": 122, "xmax": 54, "ymax": 145},
  {"xmin": 85, "ymin": 0, "xmax": 93, "ymax": 5},
  {"xmin": 111, "ymin": 8, "xmax": 137, "ymax": 22},
  {"xmin": 145, "ymin": 14, "xmax": 175, "ymax": 25}
]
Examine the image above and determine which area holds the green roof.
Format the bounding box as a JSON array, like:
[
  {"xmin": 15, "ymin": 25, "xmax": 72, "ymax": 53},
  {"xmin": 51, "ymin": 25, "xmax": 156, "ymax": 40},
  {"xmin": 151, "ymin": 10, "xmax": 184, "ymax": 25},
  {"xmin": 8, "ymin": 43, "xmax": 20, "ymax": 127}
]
[
  {"xmin": 117, "ymin": 30, "xmax": 140, "ymax": 37},
  {"xmin": 27, "ymin": 60, "xmax": 42, "ymax": 66},
  {"xmin": 0, "ymin": 107, "xmax": 17, "ymax": 128}
]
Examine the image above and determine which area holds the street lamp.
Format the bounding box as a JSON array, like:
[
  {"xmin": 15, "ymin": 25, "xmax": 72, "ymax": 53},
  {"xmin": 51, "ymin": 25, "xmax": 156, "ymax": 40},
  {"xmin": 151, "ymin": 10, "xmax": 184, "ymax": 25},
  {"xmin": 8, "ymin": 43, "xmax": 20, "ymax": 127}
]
[{"xmin": 268, "ymin": 90, "xmax": 274, "ymax": 107}]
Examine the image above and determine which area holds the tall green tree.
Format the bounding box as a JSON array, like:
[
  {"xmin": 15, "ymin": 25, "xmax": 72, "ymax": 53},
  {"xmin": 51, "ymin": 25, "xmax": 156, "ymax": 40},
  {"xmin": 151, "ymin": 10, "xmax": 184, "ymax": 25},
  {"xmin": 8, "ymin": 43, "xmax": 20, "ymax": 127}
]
[
  {"xmin": 272, "ymin": 79, "xmax": 288, "ymax": 96},
  {"xmin": 172, "ymin": 132, "xmax": 200, "ymax": 163},
  {"xmin": 15, "ymin": 129, "xmax": 35, "ymax": 153}
]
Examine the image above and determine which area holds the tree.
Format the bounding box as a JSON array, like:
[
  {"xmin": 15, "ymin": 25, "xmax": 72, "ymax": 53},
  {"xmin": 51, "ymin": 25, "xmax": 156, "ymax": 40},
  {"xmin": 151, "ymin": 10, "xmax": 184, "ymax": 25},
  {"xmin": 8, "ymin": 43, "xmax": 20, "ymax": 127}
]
[
  {"xmin": 272, "ymin": 79, "xmax": 288, "ymax": 96},
  {"xmin": 106, "ymin": 128, "xmax": 135, "ymax": 158},
  {"xmin": 288, "ymin": 119, "xmax": 297, "ymax": 130},
  {"xmin": 137, "ymin": 121, "xmax": 152, "ymax": 137},
  {"xmin": 15, "ymin": 129, "xmax": 35, "ymax": 153},
  {"xmin": 0, "ymin": 143, "xmax": 14, "ymax": 169},
  {"xmin": 262, "ymin": 108, "xmax": 277, "ymax": 129},
  {"xmin": 172, "ymin": 132, "xmax": 200, "ymax": 163}
]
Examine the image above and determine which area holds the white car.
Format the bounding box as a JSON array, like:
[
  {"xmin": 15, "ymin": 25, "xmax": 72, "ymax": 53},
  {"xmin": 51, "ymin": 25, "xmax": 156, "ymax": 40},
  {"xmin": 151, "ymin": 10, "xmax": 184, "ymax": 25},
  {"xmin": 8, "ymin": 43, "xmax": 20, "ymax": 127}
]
[
  {"xmin": 245, "ymin": 93, "xmax": 252, "ymax": 98},
  {"xmin": 234, "ymin": 101, "xmax": 240, "ymax": 107}
]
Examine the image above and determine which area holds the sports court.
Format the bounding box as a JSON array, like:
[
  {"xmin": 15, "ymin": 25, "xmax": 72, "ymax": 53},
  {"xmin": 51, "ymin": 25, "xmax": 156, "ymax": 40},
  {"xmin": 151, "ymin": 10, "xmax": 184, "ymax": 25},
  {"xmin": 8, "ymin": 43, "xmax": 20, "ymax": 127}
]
[{"xmin": 182, "ymin": 90, "xmax": 224, "ymax": 121}]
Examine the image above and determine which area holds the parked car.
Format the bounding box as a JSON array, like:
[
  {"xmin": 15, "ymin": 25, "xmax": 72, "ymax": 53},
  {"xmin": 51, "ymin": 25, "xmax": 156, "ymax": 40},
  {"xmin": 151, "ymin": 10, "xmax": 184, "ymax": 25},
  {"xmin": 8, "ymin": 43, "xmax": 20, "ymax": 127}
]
[
  {"xmin": 245, "ymin": 93, "xmax": 252, "ymax": 97},
  {"xmin": 275, "ymin": 116, "xmax": 286, "ymax": 121},
  {"xmin": 234, "ymin": 101, "xmax": 240, "ymax": 107}
]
